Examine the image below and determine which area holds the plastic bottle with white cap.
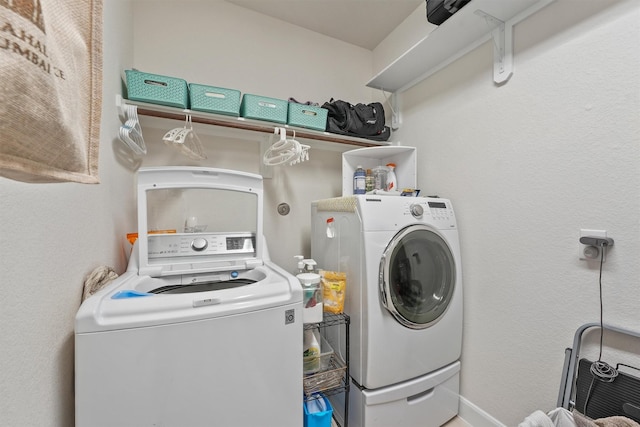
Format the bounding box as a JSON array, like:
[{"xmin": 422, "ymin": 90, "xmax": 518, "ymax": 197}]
[
  {"xmin": 386, "ymin": 163, "xmax": 398, "ymax": 192},
  {"xmin": 353, "ymin": 165, "xmax": 366, "ymax": 195},
  {"xmin": 303, "ymin": 328, "xmax": 321, "ymax": 373}
]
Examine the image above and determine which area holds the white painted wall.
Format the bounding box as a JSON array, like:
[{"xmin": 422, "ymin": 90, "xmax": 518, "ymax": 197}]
[
  {"xmin": 392, "ymin": 0, "xmax": 640, "ymax": 425},
  {"xmin": 0, "ymin": 1, "xmax": 135, "ymax": 425},
  {"xmin": 132, "ymin": 1, "xmax": 374, "ymax": 107}
]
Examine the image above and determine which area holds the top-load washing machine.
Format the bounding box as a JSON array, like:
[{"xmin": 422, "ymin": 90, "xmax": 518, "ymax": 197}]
[
  {"xmin": 75, "ymin": 167, "xmax": 303, "ymax": 427},
  {"xmin": 311, "ymin": 195, "xmax": 463, "ymax": 427}
]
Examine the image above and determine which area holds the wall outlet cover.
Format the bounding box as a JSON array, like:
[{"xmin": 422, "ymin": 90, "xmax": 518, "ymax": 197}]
[{"xmin": 579, "ymin": 229, "xmax": 608, "ymax": 262}]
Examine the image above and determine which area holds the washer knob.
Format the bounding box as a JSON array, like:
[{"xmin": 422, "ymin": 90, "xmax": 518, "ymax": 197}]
[
  {"xmin": 191, "ymin": 237, "xmax": 208, "ymax": 251},
  {"xmin": 410, "ymin": 204, "xmax": 424, "ymax": 217}
]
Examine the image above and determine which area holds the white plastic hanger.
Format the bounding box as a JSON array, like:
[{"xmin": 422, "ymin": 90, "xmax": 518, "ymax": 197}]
[
  {"xmin": 118, "ymin": 104, "xmax": 147, "ymax": 155},
  {"xmin": 263, "ymin": 127, "xmax": 310, "ymax": 166}
]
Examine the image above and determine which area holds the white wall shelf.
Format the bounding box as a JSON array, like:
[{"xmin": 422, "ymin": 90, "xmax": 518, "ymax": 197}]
[
  {"xmin": 367, "ymin": 0, "xmax": 555, "ymax": 92},
  {"xmin": 122, "ymin": 99, "xmax": 392, "ymax": 151},
  {"xmin": 342, "ymin": 146, "xmax": 417, "ymax": 196}
]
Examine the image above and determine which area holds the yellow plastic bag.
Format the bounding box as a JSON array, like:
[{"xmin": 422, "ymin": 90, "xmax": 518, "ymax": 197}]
[{"xmin": 321, "ymin": 270, "xmax": 346, "ymax": 314}]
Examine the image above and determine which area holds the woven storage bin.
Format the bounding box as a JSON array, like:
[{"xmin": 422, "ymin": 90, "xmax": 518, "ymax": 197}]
[
  {"xmin": 287, "ymin": 103, "xmax": 328, "ymax": 131},
  {"xmin": 189, "ymin": 83, "xmax": 241, "ymax": 116},
  {"xmin": 125, "ymin": 70, "xmax": 188, "ymax": 108},
  {"xmin": 240, "ymin": 94, "xmax": 288, "ymax": 124},
  {"xmin": 303, "ymin": 352, "xmax": 346, "ymax": 396}
]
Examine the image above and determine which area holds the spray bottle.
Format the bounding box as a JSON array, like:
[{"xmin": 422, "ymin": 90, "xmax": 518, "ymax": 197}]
[{"xmin": 386, "ymin": 163, "xmax": 398, "ymax": 192}]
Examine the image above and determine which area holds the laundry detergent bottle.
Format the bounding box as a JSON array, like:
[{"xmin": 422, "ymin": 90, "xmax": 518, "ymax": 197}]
[
  {"xmin": 303, "ymin": 328, "xmax": 321, "ymax": 374},
  {"xmin": 353, "ymin": 165, "xmax": 366, "ymax": 195},
  {"xmin": 386, "ymin": 163, "xmax": 397, "ymax": 192}
]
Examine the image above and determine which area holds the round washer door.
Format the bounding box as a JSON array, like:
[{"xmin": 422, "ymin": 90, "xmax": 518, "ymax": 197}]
[{"xmin": 379, "ymin": 224, "xmax": 456, "ymax": 330}]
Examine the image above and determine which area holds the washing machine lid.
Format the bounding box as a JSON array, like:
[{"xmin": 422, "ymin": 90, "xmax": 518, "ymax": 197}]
[
  {"xmin": 379, "ymin": 224, "xmax": 456, "ymax": 330},
  {"xmin": 135, "ymin": 167, "xmax": 265, "ymax": 277}
]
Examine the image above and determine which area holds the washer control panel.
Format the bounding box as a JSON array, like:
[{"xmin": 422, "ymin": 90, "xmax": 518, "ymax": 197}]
[
  {"xmin": 148, "ymin": 232, "xmax": 256, "ymax": 259},
  {"xmin": 360, "ymin": 197, "xmax": 457, "ymax": 230},
  {"xmin": 426, "ymin": 201, "xmax": 455, "ymax": 221},
  {"xmin": 406, "ymin": 201, "xmax": 454, "ymax": 220},
  {"xmin": 405, "ymin": 199, "xmax": 456, "ymax": 229}
]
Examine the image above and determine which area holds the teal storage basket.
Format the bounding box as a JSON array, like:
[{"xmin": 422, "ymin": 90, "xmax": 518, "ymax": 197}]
[
  {"xmin": 287, "ymin": 103, "xmax": 328, "ymax": 131},
  {"xmin": 240, "ymin": 94, "xmax": 288, "ymax": 124},
  {"xmin": 189, "ymin": 83, "xmax": 241, "ymax": 116},
  {"xmin": 125, "ymin": 70, "xmax": 188, "ymax": 109}
]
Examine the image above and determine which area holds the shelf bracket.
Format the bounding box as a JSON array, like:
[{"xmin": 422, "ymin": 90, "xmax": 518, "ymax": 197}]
[
  {"xmin": 475, "ymin": 10, "xmax": 513, "ymax": 85},
  {"xmin": 390, "ymin": 92, "xmax": 401, "ymax": 131},
  {"xmin": 115, "ymin": 94, "xmax": 127, "ymax": 122}
]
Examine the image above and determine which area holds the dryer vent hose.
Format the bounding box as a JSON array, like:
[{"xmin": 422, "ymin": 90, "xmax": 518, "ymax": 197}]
[{"xmin": 82, "ymin": 266, "xmax": 118, "ymax": 302}]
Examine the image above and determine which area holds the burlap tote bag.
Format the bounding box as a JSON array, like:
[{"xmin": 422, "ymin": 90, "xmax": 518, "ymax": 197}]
[{"xmin": 0, "ymin": 0, "xmax": 103, "ymax": 183}]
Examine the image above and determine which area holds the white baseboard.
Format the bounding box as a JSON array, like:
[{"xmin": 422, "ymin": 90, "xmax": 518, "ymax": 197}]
[{"xmin": 458, "ymin": 396, "xmax": 507, "ymax": 427}]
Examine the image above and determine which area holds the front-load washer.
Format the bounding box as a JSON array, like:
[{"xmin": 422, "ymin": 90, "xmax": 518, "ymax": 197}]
[
  {"xmin": 75, "ymin": 167, "xmax": 303, "ymax": 427},
  {"xmin": 311, "ymin": 195, "xmax": 463, "ymax": 426}
]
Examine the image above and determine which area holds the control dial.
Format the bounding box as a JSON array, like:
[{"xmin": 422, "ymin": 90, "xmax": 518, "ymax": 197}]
[
  {"xmin": 191, "ymin": 237, "xmax": 208, "ymax": 251},
  {"xmin": 410, "ymin": 204, "xmax": 424, "ymax": 218}
]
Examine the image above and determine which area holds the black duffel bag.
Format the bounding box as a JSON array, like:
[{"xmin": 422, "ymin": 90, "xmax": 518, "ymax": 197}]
[{"xmin": 322, "ymin": 99, "xmax": 391, "ymax": 142}]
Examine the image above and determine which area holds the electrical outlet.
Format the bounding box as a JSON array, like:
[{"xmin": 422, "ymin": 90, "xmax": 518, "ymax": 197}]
[{"xmin": 579, "ymin": 229, "xmax": 608, "ymax": 262}]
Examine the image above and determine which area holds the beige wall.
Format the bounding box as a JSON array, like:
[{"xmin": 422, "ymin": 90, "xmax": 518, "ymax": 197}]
[{"xmin": 0, "ymin": 1, "xmax": 136, "ymax": 425}]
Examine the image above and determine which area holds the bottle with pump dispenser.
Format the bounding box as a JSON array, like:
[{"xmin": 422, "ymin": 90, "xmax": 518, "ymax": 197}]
[
  {"xmin": 353, "ymin": 165, "xmax": 366, "ymax": 195},
  {"xmin": 294, "ymin": 255, "xmax": 305, "ymax": 275}
]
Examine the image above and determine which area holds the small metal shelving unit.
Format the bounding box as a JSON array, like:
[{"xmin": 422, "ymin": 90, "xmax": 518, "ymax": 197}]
[{"xmin": 304, "ymin": 312, "xmax": 350, "ymax": 427}]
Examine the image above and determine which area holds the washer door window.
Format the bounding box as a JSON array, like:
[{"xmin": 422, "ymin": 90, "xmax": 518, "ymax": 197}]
[{"xmin": 380, "ymin": 225, "xmax": 456, "ymax": 330}]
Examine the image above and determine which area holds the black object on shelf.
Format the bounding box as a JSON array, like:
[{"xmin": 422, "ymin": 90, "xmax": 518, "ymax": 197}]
[
  {"xmin": 426, "ymin": 0, "xmax": 472, "ymax": 25},
  {"xmin": 304, "ymin": 312, "xmax": 350, "ymax": 427}
]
